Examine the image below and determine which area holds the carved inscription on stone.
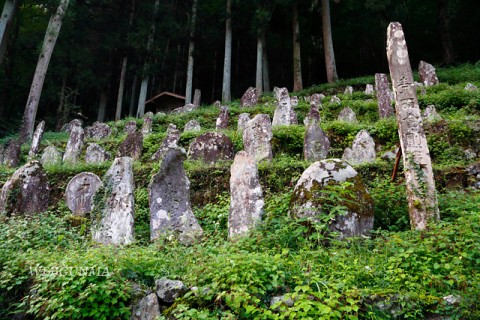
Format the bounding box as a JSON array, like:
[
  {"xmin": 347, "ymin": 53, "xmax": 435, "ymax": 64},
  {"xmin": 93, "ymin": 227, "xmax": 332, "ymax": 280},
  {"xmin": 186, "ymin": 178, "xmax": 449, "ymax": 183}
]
[{"xmin": 65, "ymin": 172, "xmax": 102, "ymax": 216}]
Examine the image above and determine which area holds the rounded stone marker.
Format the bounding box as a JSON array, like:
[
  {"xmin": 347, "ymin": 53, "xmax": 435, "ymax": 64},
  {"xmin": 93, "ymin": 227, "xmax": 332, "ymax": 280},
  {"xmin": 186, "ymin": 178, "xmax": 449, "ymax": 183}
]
[{"xmin": 65, "ymin": 172, "xmax": 102, "ymax": 216}]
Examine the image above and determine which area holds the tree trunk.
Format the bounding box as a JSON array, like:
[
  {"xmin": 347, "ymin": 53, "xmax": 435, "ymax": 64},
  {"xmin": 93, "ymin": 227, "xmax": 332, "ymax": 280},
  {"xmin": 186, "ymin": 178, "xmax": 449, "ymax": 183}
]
[
  {"xmin": 0, "ymin": 0, "xmax": 18, "ymax": 65},
  {"xmin": 97, "ymin": 89, "xmax": 108, "ymax": 122},
  {"xmin": 115, "ymin": 56, "xmax": 128, "ymax": 120},
  {"xmin": 136, "ymin": 0, "xmax": 160, "ymax": 118},
  {"xmin": 262, "ymin": 32, "xmax": 270, "ymax": 93},
  {"xmin": 322, "ymin": 0, "xmax": 338, "ymax": 83},
  {"xmin": 55, "ymin": 73, "xmax": 67, "ymax": 131},
  {"xmin": 255, "ymin": 34, "xmax": 263, "ymax": 94},
  {"xmin": 185, "ymin": 0, "xmax": 198, "ymax": 104},
  {"xmin": 129, "ymin": 74, "xmax": 138, "ymax": 116},
  {"xmin": 437, "ymin": 0, "xmax": 454, "ymax": 64},
  {"xmin": 173, "ymin": 43, "xmax": 181, "ymax": 93},
  {"xmin": 212, "ymin": 50, "xmax": 217, "ymax": 101},
  {"xmin": 20, "ymin": 0, "xmax": 70, "ymax": 143},
  {"xmin": 222, "ymin": 0, "xmax": 232, "ymax": 102},
  {"xmin": 292, "ymin": 1, "xmax": 303, "ymax": 92}
]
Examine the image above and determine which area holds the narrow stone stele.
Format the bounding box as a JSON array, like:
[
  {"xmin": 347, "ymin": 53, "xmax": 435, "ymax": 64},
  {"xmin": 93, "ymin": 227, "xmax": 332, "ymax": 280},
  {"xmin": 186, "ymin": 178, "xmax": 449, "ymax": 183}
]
[
  {"xmin": 141, "ymin": 112, "xmax": 153, "ymax": 135},
  {"xmin": 151, "ymin": 124, "xmax": 181, "ymax": 161},
  {"xmin": 41, "ymin": 146, "xmax": 63, "ymax": 166},
  {"xmin": 65, "ymin": 172, "xmax": 102, "ymax": 216},
  {"xmin": 85, "ymin": 143, "xmax": 110, "ymax": 164},
  {"xmin": 240, "ymin": 87, "xmax": 260, "ymax": 108},
  {"xmin": 28, "ymin": 121, "xmax": 46, "ymax": 159},
  {"xmin": 85, "ymin": 121, "xmax": 111, "ymax": 140},
  {"xmin": 364, "ymin": 84, "xmax": 375, "ymax": 95},
  {"xmin": 237, "ymin": 113, "xmax": 251, "ymax": 133},
  {"xmin": 124, "ymin": 120, "xmax": 137, "ymax": 134},
  {"xmin": 290, "ymin": 159, "xmax": 374, "ymax": 239},
  {"xmin": 342, "ymin": 130, "xmax": 376, "ymax": 165},
  {"xmin": 344, "ymin": 86, "xmax": 353, "ymax": 95},
  {"xmin": 0, "ymin": 161, "xmax": 50, "ymax": 217},
  {"xmin": 337, "ymin": 107, "xmax": 358, "ymax": 123},
  {"xmin": 228, "ymin": 151, "xmax": 264, "ymax": 238},
  {"xmin": 375, "ymin": 73, "xmax": 394, "ymax": 118},
  {"xmin": 242, "ymin": 114, "xmax": 273, "ymax": 163},
  {"xmin": 193, "ymin": 89, "xmax": 201, "ymax": 108},
  {"xmin": 304, "ymin": 122, "xmax": 330, "ymax": 162},
  {"xmin": 117, "ymin": 132, "xmax": 143, "ymax": 160},
  {"xmin": 418, "ymin": 60, "xmax": 439, "ymax": 86},
  {"xmin": 149, "ymin": 147, "xmax": 203, "ymax": 245},
  {"xmin": 272, "ymin": 87, "xmax": 293, "ymax": 126},
  {"xmin": 3, "ymin": 139, "xmax": 21, "ymax": 168},
  {"xmin": 216, "ymin": 106, "xmax": 229, "ymax": 130},
  {"xmin": 387, "ymin": 22, "xmax": 439, "ymax": 229},
  {"xmin": 188, "ymin": 132, "xmax": 234, "ymax": 164},
  {"xmin": 291, "ymin": 96, "xmax": 299, "ymax": 107},
  {"xmin": 304, "ymin": 101, "xmax": 321, "ymax": 127},
  {"xmin": 63, "ymin": 121, "xmax": 84, "ymax": 164},
  {"xmin": 183, "ymin": 119, "xmax": 201, "ymax": 132},
  {"xmin": 422, "ymin": 105, "xmax": 442, "ymax": 122},
  {"xmin": 92, "ymin": 157, "xmax": 135, "ymax": 245}
]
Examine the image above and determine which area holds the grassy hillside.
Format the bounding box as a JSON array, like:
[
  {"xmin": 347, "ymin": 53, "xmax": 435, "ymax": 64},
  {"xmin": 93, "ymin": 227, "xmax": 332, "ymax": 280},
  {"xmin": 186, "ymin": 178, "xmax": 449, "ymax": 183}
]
[{"xmin": 0, "ymin": 63, "xmax": 480, "ymax": 319}]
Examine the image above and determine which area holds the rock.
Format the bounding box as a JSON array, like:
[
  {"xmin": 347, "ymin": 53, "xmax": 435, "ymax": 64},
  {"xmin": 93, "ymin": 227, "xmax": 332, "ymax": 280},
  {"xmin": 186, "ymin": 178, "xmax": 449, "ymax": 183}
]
[
  {"xmin": 41, "ymin": 146, "xmax": 63, "ymax": 166},
  {"xmin": 291, "ymin": 96, "xmax": 299, "ymax": 107},
  {"xmin": 375, "ymin": 73, "xmax": 394, "ymax": 118},
  {"xmin": 188, "ymin": 132, "xmax": 234, "ymax": 164},
  {"xmin": 464, "ymin": 149, "xmax": 476, "ymax": 161},
  {"xmin": 443, "ymin": 295, "xmax": 461, "ymax": 306},
  {"xmin": 270, "ymin": 295, "xmax": 295, "ymax": 310},
  {"xmin": 237, "ymin": 113, "xmax": 250, "ymax": 133},
  {"xmin": 85, "ymin": 143, "xmax": 110, "ymax": 164},
  {"xmin": 216, "ymin": 106, "xmax": 229, "ymax": 130},
  {"xmin": 193, "ymin": 89, "xmax": 201, "ymax": 108},
  {"xmin": 131, "ymin": 293, "xmax": 161, "ymax": 320},
  {"xmin": 155, "ymin": 279, "xmax": 187, "ymax": 304},
  {"xmin": 330, "ymin": 95, "xmax": 341, "ymax": 104},
  {"xmin": 311, "ymin": 93, "xmax": 325, "ymax": 103},
  {"xmin": 290, "ymin": 159, "xmax": 374, "ymax": 239},
  {"xmin": 272, "ymin": 87, "xmax": 293, "ymax": 127},
  {"xmin": 304, "ymin": 123, "xmax": 330, "ymax": 161},
  {"xmin": 3, "ymin": 139, "xmax": 21, "ymax": 168},
  {"xmin": 337, "ymin": 107, "xmax": 358, "ymax": 123},
  {"xmin": 125, "ymin": 120, "xmax": 137, "ymax": 134},
  {"xmin": 141, "ymin": 112, "xmax": 153, "ymax": 135},
  {"xmin": 151, "ymin": 124, "xmax": 181, "ymax": 161},
  {"xmin": 149, "ymin": 147, "xmax": 203, "ymax": 245},
  {"xmin": 184, "ymin": 120, "xmax": 201, "ymax": 132},
  {"xmin": 422, "ymin": 105, "xmax": 442, "ymax": 122},
  {"xmin": 228, "ymin": 151, "xmax": 264, "ymax": 238},
  {"xmin": 381, "ymin": 149, "xmax": 398, "ymax": 161},
  {"xmin": 243, "ymin": 114, "xmax": 273, "ymax": 163},
  {"xmin": 28, "ymin": 121, "xmax": 45, "ymax": 159},
  {"xmin": 344, "ymin": 86, "xmax": 353, "ymax": 95},
  {"xmin": 63, "ymin": 119, "xmax": 83, "ymax": 133},
  {"xmin": 342, "ymin": 130, "xmax": 376, "ymax": 165},
  {"xmin": 415, "ymin": 81, "xmax": 427, "ymax": 95},
  {"xmin": 419, "ymin": 60, "xmax": 439, "ymax": 86},
  {"xmin": 289, "ymin": 109, "xmax": 298, "ymax": 125},
  {"xmin": 85, "ymin": 122, "xmax": 112, "ymax": 140},
  {"xmin": 0, "ymin": 144, "xmax": 4, "ymax": 164},
  {"xmin": 117, "ymin": 132, "xmax": 143, "ymax": 160},
  {"xmin": 464, "ymin": 83, "xmax": 478, "ymax": 91},
  {"xmin": 63, "ymin": 121, "xmax": 84, "ymax": 164},
  {"xmin": 0, "ymin": 161, "xmax": 50, "ymax": 217},
  {"xmin": 240, "ymin": 87, "xmax": 260, "ymax": 107},
  {"xmin": 364, "ymin": 84, "xmax": 375, "ymax": 95},
  {"xmin": 173, "ymin": 103, "xmax": 197, "ymax": 114},
  {"xmin": 213, "ymin": 100, "xmax": 221, "ymax": 109},
  {"xmin": 92, "ymin": 157, "xmax": 135, "ymax": 245},
  {"xmin": 65, "ymin": 172, "xmax": 102, "ymax": 216}
]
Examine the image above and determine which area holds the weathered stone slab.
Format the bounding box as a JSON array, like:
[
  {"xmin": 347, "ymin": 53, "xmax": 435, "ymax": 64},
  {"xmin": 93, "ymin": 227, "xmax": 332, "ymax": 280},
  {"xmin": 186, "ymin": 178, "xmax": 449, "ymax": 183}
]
[
  {"xmin": 28, "ymin": 121, "xmax": 45, "ymax": 159},
  {"xmin": 193, "ymin": 89, "xmax": 201, "ymax": 108},
  {"xmin": 131, "ymin": 293, "xmax": 161, "ymax": 320},
  {"xmin": 65, "ymin": 172, "xmax": 102, "ymax": 216},
  {"xmin": 344, "ymin": 86, "xmax": 353, "ymax": 95},
  {"xmin": 0, "ymin": 161, "xmax": 50, "ymax": 216},
  {"xmin": 155, "ymin": 279, "xmax": 187, "ymax": 304},
  {"xmin": 151, "ymin": 124, "xmax": 181, "ymax": 161},
  {"xmin": 92, "ymin": 157, "xmax": 135, "ymax": 245},
  {"xmin": 149, "ymin": 148, "xmax": 203, "ymax": 245},
  {"xmin": 304, "ymin": 123, "xmax": 330, "ymax": 161},
  {"xmin": 243, "ymin": 114, "xmax": 273, "ymax": 163},
  {"xmin": 41, "ymin": 146, "xmax": 62, "ymax": 166},
  {"xmin": 342, "ymin": 130, "xmax": 376, "ymax": 165},
  {"xmin": 387, "ymin": 22, "xmax": 439, "ymax": 229},
  {"xmin": 290, "ymin": 109, "xmax": 298, "ymax": 125},
  {"xmin": 184, "ymin": 119, "xmax": 201, "ymax": 132},
  {"xmin": 85, "ymin": 143, "xmax": 110, "ymax": 164},
  {"xmin": 330, "ymin": 95, "xmax": 341, "ymax": 104},
  {"xmin": 216, "ymin": 106, "xmax": 229, "ymax": 130},
  {"xmin": 311, "ymin": 93, "xmax": 325, "ymax": 103},
  {"xmin": 188, "ymin": 132, "xmax": 234, "ymax": 164},
  {"xmin": 63, "ymin": 119, "xmax": 83, "ymax": 133},
  {"xmin": 364, "ymin": 84, "xmax": 375, "ymax": 95},
  {"xmin": 337, "ymin": 107, "xmax": 358, "ymax": 123},
  {"xmin": 213, "ymin": 100, "xmax": 221, "ymax": 109},
  {"xmin": 418, "ymin": 60, "xmax": 439, "ymax": 86},
  {"xmin": 125, "ymin": 120, "xmax": 137, "ymax": 134},
  {"xmin": 63, "ymin": 121, "xmax": 84, "ymax": 164},
  {"xmin": 465, "ymin": 83, "xmax": 478, "ymax": 91},
  {"xmin": 228, "ymin": 151, "xmax": 264, "ymax": 238},
  {"xmin": 0, "ymin": 144, "xmax": 4, "ymax": 165},
  {"xmin": 304, "ymin": 102, "xmax": 321, "ymax": 127},
  {"xmin": 290, "ymin": 159, "xmax": 374, "ymax": 239},
  {"xmin": 240, "ymin": 87, "xmax": 260, "ymax": 107},
  {"xmin": 422, "ymin": 105, "xmax": 442, "ymax": 122},
  {"xmin": 291, "ymin": 96, "xmax": 299, "ymax": 107},
  {"xmin": 141, "ymin": 112, "xmax": 153, "ymax": 135},
  {"xmin": 272, "ymin": 87, "xmax": 293, "ymax": 127},
  {"xmin": 4, "ymin": 139, "xmax": 21, "ymax": 168},
  {"xmin": 375, "ymin": 73, "xmax": 395, "ymax": 118},
  {"xmin": 117, "ymin": 132, "xmax": 143, "ymax": 160},
  {"xmin": 85, "ymin": 122, "xmax": 111, "ymax": 140},
  {"xmin": 237, "ymin": 113, "xmax": 250, "ymax": 133}
]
